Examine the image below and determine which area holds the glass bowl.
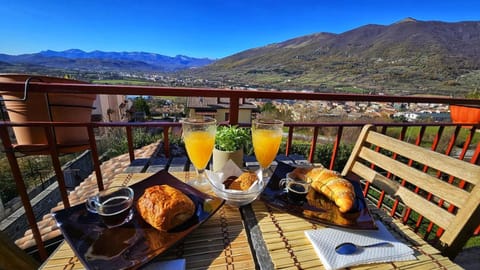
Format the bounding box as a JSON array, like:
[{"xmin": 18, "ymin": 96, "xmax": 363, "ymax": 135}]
[
  {"xmin": 205, "ymin": 160, "xmax": 268, "ymax": 207},
  {"xmin": 207, "ymin": 176, "xmax": 268, "ymax": 207}
]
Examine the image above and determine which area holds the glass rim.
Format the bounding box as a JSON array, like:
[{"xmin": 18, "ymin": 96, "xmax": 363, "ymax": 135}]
[
  {"xmin": 99, "ymin": 186, "xmax": 134, "ymax": 207},
  {"xmin": 253, "ymin": 118, "xmax": 284, "ymax": 125},
  {"xmin": 181, "ymin": 117, "xmax": 217, "ymax": 124},
  {"xmin": 207, "ymin": 177, "xmax": 264, "ymax": 196}
]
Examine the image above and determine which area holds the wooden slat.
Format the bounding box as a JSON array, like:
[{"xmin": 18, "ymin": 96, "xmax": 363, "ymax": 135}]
[
  {"xmin": 440, "ymin": 182, "xmax": 480, "ymax": 249},
  {"xmin": 359, "ymin": 146, "xmax": 470, "ymax": 208},
  {"xmin": 341, "ymin": 124, "xmax": 373, "ymax": 176},
  {"xmin": 365, "ymin": 131, "xmax": 480, "ymax": 185},
  {"xmin": 350, "ymin": 161, "xmax": 455, "ymax": 229}
]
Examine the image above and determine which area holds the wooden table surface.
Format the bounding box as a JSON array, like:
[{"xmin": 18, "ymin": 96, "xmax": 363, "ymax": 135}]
[
  {"xmin": 41, "ymin": 171, "xmax": 464, "ymax": 270},
  {"xmin": 40, "ymin": 172, "xmax": 255, "ymax": 270}
]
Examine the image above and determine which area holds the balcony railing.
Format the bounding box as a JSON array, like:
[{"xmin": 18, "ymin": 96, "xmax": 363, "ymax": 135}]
[{"xmin": 0, "ymin": 79, "xmax": 479, "ymax": 261}]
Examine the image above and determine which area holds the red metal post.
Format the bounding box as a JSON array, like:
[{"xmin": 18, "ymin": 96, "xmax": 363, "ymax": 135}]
[
  {"xmin": 229, "ymin": 96, "xmax": 239, "ymax": 125},
  {"xmin": 87, "ymin": 125, "xmax": 104, "ymax": 191},
  {"xmin": 285, "ymin": 126, "xmax": 294, "ymax": 156},
  {"xmin": 44, "ymin": 126, "xmax": 70, "ymax": 208},
  {"xmin": 436, "ymin": 126, "xmax": 477, "ymax": 238},
  {"xmin": 308, "ymin": 127, "xmax": 319, "ymax": 163},
  {"xmin": 415, "ymin": 126, "xmax": 444, "ymax": 230},
  {"xmin": 365, "ymin": 125, "xmax": 387, "ymax": 206},
  {"xmin": 329, "ymin": 126, "xmax": 343, "ymax": 170},
  {"xmin": 126, "ymin": 126, "xmax": 135, "ymax": 162},
  {"xmin": 472, "ymin": 141, "xmax": 480, "ymax": 235},
  {"xmin": 400, "ymin": 126, "xmax": 425, "ymax": 227},
  {"xmin": 0, "ymin": 126, "xmax": 48, "ymax": 260},
  {"xmin": 428, "ymin": 126, "xmax": 461, "ymax": 236},
  {"xmin": 163, "ymin": 126, "xmax": 170, "ymax": 158}
]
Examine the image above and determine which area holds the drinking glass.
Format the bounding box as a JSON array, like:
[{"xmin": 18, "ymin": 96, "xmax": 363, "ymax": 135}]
[
  {"xmin": 252, "ymin": 118, "xmax": 284, "ymax": 178},
  {"xmin": 86, "ymin": 186, "xmax": 134, "ymax": 228},
  {"xmin": 182, "ymin": 117, "xmax": 217, "ymax": 191}
]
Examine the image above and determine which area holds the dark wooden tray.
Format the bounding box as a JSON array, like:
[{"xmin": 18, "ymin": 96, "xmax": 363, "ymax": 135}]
[
  {"xmin": 260, "ymin": 162, "xmax": 377, "ymax": 230},
  {"xmin": 53, "ymin": 170, "xmax": 224, "ymax": 270}
]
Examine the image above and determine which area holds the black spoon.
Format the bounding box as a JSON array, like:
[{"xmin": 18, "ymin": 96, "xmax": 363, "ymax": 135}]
[{"xmin": 335, "ymin": 241, "xmax": 393, "ymax": 255}]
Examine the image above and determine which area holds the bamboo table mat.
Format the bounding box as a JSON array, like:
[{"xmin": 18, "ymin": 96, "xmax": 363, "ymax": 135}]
[
  {"xmin": 251, "ymin": 200, "xmax": 463, "ymax": 270},
  {"xmin": 41, "ymin": 172, "xmax": 255, "ymax": 270}
]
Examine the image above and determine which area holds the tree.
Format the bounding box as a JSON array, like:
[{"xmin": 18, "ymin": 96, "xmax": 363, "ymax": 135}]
[
  {"xmin": 261, "ymin": 101, "xmax": 277, "ymax": 113},
  {"xmin": 133, "ymin": 96, "xmax": 151, "ymax": 117}
]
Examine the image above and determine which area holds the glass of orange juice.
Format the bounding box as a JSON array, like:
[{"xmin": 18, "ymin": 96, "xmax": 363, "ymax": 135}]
[
  {"xmin": 252, "ymin": 118, "xmax": 284, "ymax": 178},
  {"xmin": 182, "ymin": 117, "xmax": 217, "ymax": 191}
]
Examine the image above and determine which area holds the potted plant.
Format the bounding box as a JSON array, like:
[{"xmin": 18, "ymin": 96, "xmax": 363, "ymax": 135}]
[
  {"xmin": 213, "ymin": 125, "xmax": 251, "ymax": 172},
  {"xmin": 450, "ymin": 89, "xmax": 480, "ymax": 124},
  {"xmin": 0, "ymin": 74, "xmax": 96, "ymax": 152}
]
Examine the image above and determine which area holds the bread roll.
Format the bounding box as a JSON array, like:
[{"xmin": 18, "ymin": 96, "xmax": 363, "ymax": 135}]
[
  {"xmin": 290, "ymin": 167, "xmax": 355, "ymax": 213},
  {"xmin": 137, "ymin": 185, "xmax": 195, "ymax": 231},
  {"xmin": 226, "ymin": 171, "xmax": 258, "ymax": 191}
]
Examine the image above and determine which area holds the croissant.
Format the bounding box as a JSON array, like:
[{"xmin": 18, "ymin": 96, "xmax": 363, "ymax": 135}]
[
  {"xmin": 137, "ymin": 185, "xmax": 195, "ymax": 231},
  {"xmin": 290, "ymin": 167, "xmax": 355, "ymax": 213}
]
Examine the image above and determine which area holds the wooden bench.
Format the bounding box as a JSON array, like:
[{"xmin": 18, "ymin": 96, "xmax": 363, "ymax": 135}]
[{"xmin": 341, "ymin": 124, "xmax": 480, "ymax": 259}]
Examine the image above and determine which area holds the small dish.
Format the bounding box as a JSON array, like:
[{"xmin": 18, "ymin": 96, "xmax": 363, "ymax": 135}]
[
  {"xmin": 208, "ymin": 176, "xmax": 266, "ymax": 207},
  {"xmin": 206, "ymin": 160, "xmax": 267, "ymax": 207}
]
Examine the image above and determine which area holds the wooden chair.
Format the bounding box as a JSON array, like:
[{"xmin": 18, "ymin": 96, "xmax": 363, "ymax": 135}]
[
  {"xmin": 341, "ymin": 124, "xmax": 480, "ymax": 259},
  {"xmin": 0, "ymin": 230, "xmax": 40, "ymax": 270}
]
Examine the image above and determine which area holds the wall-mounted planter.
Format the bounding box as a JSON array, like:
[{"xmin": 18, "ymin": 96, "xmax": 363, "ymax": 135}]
[
  {"xmin": 0, "ymin": 74, "xmax": 96, "ymax": 152},
  {"xmin": 449, "ymin": 104, "xmax": 480, "ymax": 124}
]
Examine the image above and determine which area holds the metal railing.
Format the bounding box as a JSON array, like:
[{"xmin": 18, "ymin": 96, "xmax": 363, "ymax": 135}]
[{"xmin": 1, "ymin": 79, "xmax": 479, "ymax": 260}]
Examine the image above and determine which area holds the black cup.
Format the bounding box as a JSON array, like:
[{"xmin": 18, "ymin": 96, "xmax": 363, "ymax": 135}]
[
  {"xmin": 86, "ymin": 186, "xmax": 134, "ymax": 228},
  {"xmin": 286, "ymin": 181, "xmax": 309, "ymax": 205},
  {"xmin": 280, "ymin": 173, "xmax": 310, "ymax": 205}
]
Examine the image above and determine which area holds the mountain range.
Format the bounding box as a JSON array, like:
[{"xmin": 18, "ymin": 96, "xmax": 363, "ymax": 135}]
[
  {"xmin": 187, "ymin": 18, "xmax": 480, "ymax": 95},
  {"xmin": 1, "ymin": 18, "xmax": 480, "ymax": 95},
  {"xmin": 0, "ymin": 49, "xmax": 214, "ymax": 72}
]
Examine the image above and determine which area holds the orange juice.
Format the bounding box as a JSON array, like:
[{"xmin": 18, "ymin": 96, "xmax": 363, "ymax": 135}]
[
  {"xmin": 184, "ymin": 131, "xmax": 215, "ymax": 169},
  {"xmin": 252, "ymin": 129, "xmax": 282, "ymax": 168}
]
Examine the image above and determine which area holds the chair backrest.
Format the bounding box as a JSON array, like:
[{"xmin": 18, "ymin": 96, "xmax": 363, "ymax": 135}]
[
  {"xmin": 0, "ymin": 230, "xmax": 39, "ymax": 270},
  {"xmin": 341, "ymin": 124, "xmax": 480, "ymax": 259}
]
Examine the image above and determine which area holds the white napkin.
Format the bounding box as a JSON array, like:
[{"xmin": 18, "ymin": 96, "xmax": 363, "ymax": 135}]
[{"xmin": 304, "ymin": 221, "xmax": 416, "ymax": 270}]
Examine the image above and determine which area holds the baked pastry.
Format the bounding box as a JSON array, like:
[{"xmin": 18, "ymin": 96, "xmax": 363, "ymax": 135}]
[
  {"xmin": 290, "ymin": 167, "xmax": 355, "ymax": 213},
  {"xmin": 226, "ymin": 171, "xmax": 258, "ymax": 191},
  {"xmin": 137, "ymin": 185, "xmax": 195, "ymax": 231}
]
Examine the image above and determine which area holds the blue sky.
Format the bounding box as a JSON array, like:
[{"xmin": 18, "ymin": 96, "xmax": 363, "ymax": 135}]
[{"xmin": 0, "ymin": 0, "xmax": 478, "ymax": 59}]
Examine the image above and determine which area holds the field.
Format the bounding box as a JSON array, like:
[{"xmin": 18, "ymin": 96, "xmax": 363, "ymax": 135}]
[{"xmin": 91, "ymin": 79, "xmax": 157, "ymax": 85}]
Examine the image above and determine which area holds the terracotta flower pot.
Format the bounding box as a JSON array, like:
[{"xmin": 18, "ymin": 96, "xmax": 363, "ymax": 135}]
[
  {"xmin": 0, "ymin": 74, "xmax": 96, "ymax": 150},
  {"xmin": 212, "ymin": 148, "xmax": 244, "ymax": 172},
  {"xmin": 449, "ymin": 104, "xmax": 480, "ymax": 124}
]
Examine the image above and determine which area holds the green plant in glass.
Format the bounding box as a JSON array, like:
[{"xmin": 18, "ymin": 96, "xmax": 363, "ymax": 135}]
[
  {"xmin": 213, "ymin": 125, "xmax": 251, "ymax": 172},
  {"xmin": 215, "ymin": 125, "xmax": 251, "ymax": 152}
]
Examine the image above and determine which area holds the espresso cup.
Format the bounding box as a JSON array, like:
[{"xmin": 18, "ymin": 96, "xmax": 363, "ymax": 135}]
[
  {"xmin": 86, "ymin": 186, "xmax": 134, "ymax": 228},
  {"xmin": 279, "ymin": 172, "xmax": 310, "ymax": 205}
]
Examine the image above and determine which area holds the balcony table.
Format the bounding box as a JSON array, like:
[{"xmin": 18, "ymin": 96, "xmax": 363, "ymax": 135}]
[{"xmin": 40, "ymin": 170, "xmax": 464, "ymax": 270}]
